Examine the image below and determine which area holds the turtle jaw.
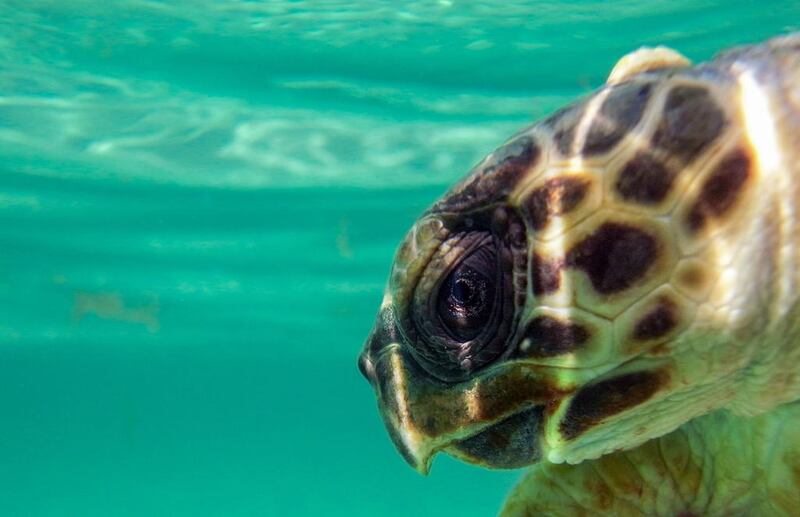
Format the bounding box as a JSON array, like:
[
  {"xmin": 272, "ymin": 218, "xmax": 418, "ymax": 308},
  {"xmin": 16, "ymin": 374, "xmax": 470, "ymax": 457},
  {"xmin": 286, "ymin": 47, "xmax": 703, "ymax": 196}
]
[
  {"xmin": 360, "ymin": 337, "xmax": 564, "ymax": 474},
  {"xmin": 443, "ymin": 404, "xmax": 545, "ymax": 469}
]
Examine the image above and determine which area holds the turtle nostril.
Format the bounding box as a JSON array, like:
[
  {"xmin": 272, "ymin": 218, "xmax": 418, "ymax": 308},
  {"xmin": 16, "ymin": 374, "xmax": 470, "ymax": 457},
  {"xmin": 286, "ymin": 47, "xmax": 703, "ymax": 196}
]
[{"xmin": 358, "ymin": 352, "xmax": 376, "ymax": 384}]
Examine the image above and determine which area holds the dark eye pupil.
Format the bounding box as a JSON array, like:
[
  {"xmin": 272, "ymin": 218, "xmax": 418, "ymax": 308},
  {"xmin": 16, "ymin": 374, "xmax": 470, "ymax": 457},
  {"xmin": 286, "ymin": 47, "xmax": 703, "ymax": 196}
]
[
  {"xmin": 452, "ymin": 278, "xmax": 475, "ymax": 305},
  {"xmin": 437, "ymin": 246, "xmax": 497, "ymax": 342}
]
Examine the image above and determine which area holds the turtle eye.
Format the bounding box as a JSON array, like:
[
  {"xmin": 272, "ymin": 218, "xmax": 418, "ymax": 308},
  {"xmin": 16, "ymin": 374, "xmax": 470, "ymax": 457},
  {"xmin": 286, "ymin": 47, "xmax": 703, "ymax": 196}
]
[
  {"xmin": 407, "ymin": 230, "xmax": 516, "ymax": 381},
  {"xmin": 437, "ymin": 245, "xmax": 497, "ymax": 342}
]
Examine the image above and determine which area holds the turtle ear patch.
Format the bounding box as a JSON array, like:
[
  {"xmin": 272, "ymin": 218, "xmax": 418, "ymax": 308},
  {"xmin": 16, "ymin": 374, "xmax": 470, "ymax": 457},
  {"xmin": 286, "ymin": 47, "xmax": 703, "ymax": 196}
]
[
  {"xmin": 565, "ymin": 222, "xmax": 658, "ymax": 295},
  {"xmin": 651, "ymin": 85, "xmax": 727, "ymax": 164},
  {"xmin": 559, "ymin": 370, "xmax": 668, "ymax": 440},
  {"xmin": 432, "ymin": 135, "xmax": 541, "ymax": 213},
  {"xmin": 686, "ymin": 148, "xmax": 752, "ymax": 233}
]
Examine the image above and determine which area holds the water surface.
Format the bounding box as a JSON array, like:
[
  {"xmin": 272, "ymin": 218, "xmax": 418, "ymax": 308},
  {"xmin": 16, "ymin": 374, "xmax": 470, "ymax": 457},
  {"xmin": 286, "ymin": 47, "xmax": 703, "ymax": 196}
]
[{"xmin": 1, "ymin": 2, "xmax": 798, "ymax": 515}]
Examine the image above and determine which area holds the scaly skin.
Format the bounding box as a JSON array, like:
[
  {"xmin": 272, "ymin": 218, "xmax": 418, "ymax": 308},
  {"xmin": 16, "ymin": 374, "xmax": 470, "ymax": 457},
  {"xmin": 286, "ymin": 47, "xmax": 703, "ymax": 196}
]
[
  {"xmin": 501, "ymin": 402, "xmax": 800, "ymax": 516},
  {"xmin": 358, "ymin": 34, "xmax": 800, "ymax": 514}
]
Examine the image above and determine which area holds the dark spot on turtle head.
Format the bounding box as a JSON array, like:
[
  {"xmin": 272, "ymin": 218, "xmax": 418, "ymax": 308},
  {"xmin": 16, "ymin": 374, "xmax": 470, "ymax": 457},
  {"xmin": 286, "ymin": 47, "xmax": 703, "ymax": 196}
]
[
  {"xmin": 615, "ymin": 152, "xmax": 677, "ymax": 204},
  {"xmin": 550, "ymin": 83, "xmax": 651, "ymax": 157},
  {"xmin": 546, "ymin": 101, "xmax": 588, "ymax": 156},
  {"xmin": 449, "ymin": 405, "xmax": 544, "ymax": 468},
  {"xmin": 652, "ymin": 85, "xmax": 726, "ymax": 164},
  {"xmin": 566, "ymin": 222, "xmax": 658, "ymax": 294},
  {"xmin": 523, "ymin": 176, "xmax": 590, "ymax": 231},
  {"xmin": 560, "ymin": 370, "xmax": 667, "ymax": 440},
  {"xmin": 633, "ymin": 297, "xmax": 678, "ymax": 341},
  {"xmin": 433, "ymin": 135, "xmax": 540, "ymax": 212},
  {"xmin": 518, "ymin": 316, "xmax": 590, "ymax": 358},
  {"xmin": 583, "ymin": 82, "xmax": 652, "ymax": 155},
  {"xmin": 554, "ymin": 128, "xmax": 576, "ymax": 156},
  {"xmin": 686, "ymin": 149, "xmax": 751, "ymax": 232},
  {"xmin": 531, "ymin": 253, "xmax": 562, "ymax": 296}
]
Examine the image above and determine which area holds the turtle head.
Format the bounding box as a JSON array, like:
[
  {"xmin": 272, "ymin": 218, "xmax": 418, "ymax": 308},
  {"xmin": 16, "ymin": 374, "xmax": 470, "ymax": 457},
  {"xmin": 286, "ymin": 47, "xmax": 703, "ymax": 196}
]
[
  {"xmin": 359, "ymin": 58, "xmax": 767, "ymax": 473},
  {"xmin": 357, "ymin": 135, "xmax": 555, "ymax": 473},
  {"xmin": 356, "ymin": 206, "xmax": 556, "ymax": 474}
]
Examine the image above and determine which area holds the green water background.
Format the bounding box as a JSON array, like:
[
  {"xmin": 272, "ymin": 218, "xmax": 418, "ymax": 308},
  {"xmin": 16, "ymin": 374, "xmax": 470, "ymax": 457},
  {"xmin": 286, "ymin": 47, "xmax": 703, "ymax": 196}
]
[{"xmin": 1, "ymin": 2, "xmax": 798, "ymax": 515}]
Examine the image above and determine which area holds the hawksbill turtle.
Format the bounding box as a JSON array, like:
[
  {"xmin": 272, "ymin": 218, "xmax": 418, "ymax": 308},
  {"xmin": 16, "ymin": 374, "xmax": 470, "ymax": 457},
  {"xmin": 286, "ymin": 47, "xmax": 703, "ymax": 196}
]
[{"xmin": 358, "ymin": 34, "xmax": 800, "ymax": 515}]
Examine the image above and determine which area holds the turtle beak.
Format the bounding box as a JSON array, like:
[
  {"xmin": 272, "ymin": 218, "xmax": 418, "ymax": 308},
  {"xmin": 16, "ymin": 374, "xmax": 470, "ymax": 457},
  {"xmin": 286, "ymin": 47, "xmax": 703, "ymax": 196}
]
[
  {"xmin": 358, "ymin": 308, "xmax": 440, "ymax": 473},
  {"xmin": 359, "ymin": 310, "xmax": 560, "ymax": 474},
  {"xmin": 362, "ymin": 344, "xmax": 553, "ymax": 474},
  {"xmin": 385, "ymin": 421, "xmax": 436, "ymax": 476},
  {"xmin": 373, "ymin": 348, "xmax": 439, "ymax": 474},
  {"xmin": 359, "ymin": 344, "xmax": 438, "ymax": 474}
]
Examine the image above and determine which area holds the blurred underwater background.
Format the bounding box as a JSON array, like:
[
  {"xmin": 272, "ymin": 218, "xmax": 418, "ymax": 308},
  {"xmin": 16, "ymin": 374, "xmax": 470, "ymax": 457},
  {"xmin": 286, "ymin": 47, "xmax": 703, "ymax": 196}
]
[{"xmin": 1, "ymin": 1, "xmax": 799, "ymax": 515}]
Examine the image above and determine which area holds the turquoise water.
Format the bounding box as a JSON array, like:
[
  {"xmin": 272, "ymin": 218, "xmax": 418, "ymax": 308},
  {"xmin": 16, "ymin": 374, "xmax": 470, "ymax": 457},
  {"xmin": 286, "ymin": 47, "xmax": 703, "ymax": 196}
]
[{"xmin": 1, "ymin": 2, "xmax": 799, "ymax": 515}]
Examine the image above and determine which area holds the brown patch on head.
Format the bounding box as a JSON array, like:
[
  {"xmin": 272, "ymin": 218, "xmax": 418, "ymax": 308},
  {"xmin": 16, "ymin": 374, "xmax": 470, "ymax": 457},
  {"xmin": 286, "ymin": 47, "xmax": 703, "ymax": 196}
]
[
  {"xmin": 469, "ymin": 367, "xmax": 572, "ymax": 425},
  {"xmin": 652, "ymin": 85, "xmax": 726, "ymax": 164},
  {"xmin": 409, "ymin": 363, "xmax": 571, "ymax": 437},
  {"xmin": 615, "ymin": 287, "xmax": 691, "ymax": 356},
  {"xmin": 615, "ymin": 152, "xmax": 677, "ymax": 204},
  {"xmin": 677, "ymin": 264, "xmax": 705, "ymax": 290},
  {"xmin": 560, "ymin": 370, "xmax": 668, "ymax": 440},
  {"xmin": 686, "ymin": 149, "xmax": 751, "ymax": 232},
  {"xmin": 566, "ymin": 222, "xmax": 658, "ymax": 294},
  {"xmin": 518, "ymin": 316, "xmax": 590, "ymax": 358},
  {"xmin": 433, "ymin": 135, "xmax": 540, "ymax": 212},
  {"xmin": 582, "ymin": 82, "xmax": 653, "ymax": 156},
  {"xmin": 632, "ymin": 297, "xmax": 678, "ymax": 341},
  {"xmin": 531, "ymin": 253, "xmax": 562, "ymax": 296},
  {"xmin": 671, "ymin": 259, "xmax": 714, "ymax": 302},
  {"xmin": 550, "ymin": 82, "xmax": 652, "ymax": 156},
  {"xmin": 547, "ymin": 101, "xmax": 588, "ymax": 156},
  {"xmin": 523, "ymin": 176, "xmax": 591, "ymax": 231}
]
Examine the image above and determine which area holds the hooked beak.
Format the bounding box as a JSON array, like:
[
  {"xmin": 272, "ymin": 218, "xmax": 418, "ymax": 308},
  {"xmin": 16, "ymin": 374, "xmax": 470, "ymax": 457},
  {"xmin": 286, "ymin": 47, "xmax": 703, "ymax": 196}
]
[
  {"xmin": 383, "ymin": 412, "xmax": 437, "ymax": 475},
  {"xmin": 360, "ymin": 342, "xmax": 560, "ymax": 474},
  {"xmin": 360, "ymin": 345, "xmax": 438, "ymax": 474}
]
